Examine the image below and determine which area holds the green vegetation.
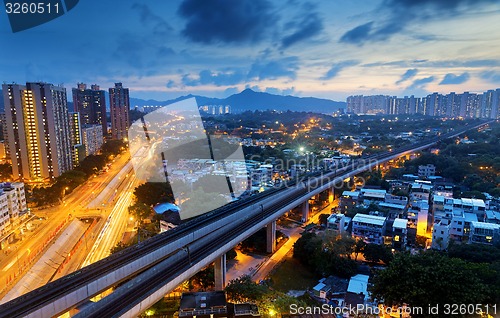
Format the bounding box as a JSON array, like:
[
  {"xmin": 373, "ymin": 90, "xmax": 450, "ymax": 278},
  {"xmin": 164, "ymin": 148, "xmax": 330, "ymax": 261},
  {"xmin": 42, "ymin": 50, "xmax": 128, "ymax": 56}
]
[
  {"xmin": 0, "ymin": 163, "xmax": 12, "ymax": 180},
  {"xmin": 268, "ymin": 251, "xmax": 318, "ymax": 292},
  {"xmin": 293, "ymin": 232, "xmax": 358, "ymax": 278},
  {"xmin": 225, "ymin": 275, "xmax": 309, "ymax": 317},
  {"xmin": 128, "ymin": 203, "xmax": 154, "ymax": 224},
  {"xmin": 370, "ymin": 251, "xmax": 500, "ymax": 318},
  {"xmin": 384, "ymin": 123, "xmax": 500, "ymax": 197},
  {"xmin": 133, "ymin": 182, "xmax": 174, "ymax": 206},
  {"xmin": 362, "ymin": 243, "xmax": 393, "ymax": 264}
]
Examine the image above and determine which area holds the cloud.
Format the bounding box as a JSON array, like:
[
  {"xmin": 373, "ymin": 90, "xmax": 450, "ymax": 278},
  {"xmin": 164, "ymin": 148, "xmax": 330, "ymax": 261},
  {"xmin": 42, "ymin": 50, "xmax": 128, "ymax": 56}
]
[
  {"xmin": 281, "ymin": 8, "xmax": 323, "ymax": 49},
  {"xmin": 248, "ymin": 56, "xmax": 299, "ymax": 80},
  {"xmin": 396, "ymin": 69, "xmax": 418, "ymax": 84},
  {"xmin": 480, "ymin": 71, "xmax": 500, "ymax": 83},
  {"xmin": 407, "ymin": 76, "xmax": 435, "ymax": 90},
  {"xmin": 439, "ymin": 72, "xmax": 470, "ymax": 85},
  {"xmin": 166, "ymin": 80, "xmax": 175, "ymax": 88},
  {"xmin": 364, "ymin": 59, "xmax": 500, "ymax": 69},
  {"xmin": 339, "ymin": 22, "xmax": 373, "ymax": 45},
  {"xmin": 320, "ymin": 60, "xmax": 359, "ymax": 80},
  {"xmin": 181, "ymin": 55, "xmax": 300, "ymax": 87},
  {"xmin": 223, "ymin": 87, "xmax": 239, "ymax": 96},
  {"xmin": 264, "ymin": 87, "xmax": 296, "ymax": 95},
  {"xmin": 245, "ymin": 84, "xmax": 262, "ymax": 92},
  {"xmin": 178, "ymin": 0, "xmax": 276, "ymax": 44},
  {"xmin": 131, "ymin": 3, "xmax": 172, "ymax": 36},
  {"xmin": 339, "ymin": 0, "xmax": 500, "ymax": 45},
  {"xmin": 182, "ymin": 69, "xmax": 246, "ymax": 86}
]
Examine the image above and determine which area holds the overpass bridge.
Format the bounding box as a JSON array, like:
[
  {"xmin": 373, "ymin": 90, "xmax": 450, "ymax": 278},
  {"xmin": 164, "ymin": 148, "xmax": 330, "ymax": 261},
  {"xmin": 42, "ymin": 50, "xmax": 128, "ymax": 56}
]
[{"xmin": 0, "ymin": 121, "xmax": 491, "ymax": 318}]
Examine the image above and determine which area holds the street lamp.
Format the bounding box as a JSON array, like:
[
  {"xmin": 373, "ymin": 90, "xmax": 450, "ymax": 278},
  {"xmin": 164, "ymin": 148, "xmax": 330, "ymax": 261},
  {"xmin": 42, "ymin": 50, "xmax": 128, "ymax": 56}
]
[{"xmin": 61, "ymin": 186, "xmax": 69, "ymax": 202}]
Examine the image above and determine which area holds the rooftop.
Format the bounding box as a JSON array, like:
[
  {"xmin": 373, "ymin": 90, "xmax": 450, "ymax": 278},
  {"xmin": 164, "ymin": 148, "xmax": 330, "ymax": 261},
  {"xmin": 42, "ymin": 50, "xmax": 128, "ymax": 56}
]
[
  {"xmin": 393, "ymin": 218, "xmax": 408, "ymax": 229},
  {"xmin": 471, "ymin": 222, "xmax": 500, "ymax": 230},
  {"xmin": 179, "ymin": 291, "xmax": 227, "ymax": 314},
  {"xmin": 347, "ymin": 274, "xmax": 369, "ymax": 296},
  {"xmin": 352, "ymin": 214, "xmax": 386, "ymax": 226}
]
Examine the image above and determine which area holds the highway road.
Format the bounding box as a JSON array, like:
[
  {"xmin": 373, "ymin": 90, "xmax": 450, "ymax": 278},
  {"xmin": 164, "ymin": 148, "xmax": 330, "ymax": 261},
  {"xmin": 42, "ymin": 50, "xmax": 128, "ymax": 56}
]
[
  {"xmin": 0, "ymin": 151, "xmax": 133, "ymax": 298},
  {"xmin": 82, "ymin": 174, "xmax": 138, "ymax": 266}
]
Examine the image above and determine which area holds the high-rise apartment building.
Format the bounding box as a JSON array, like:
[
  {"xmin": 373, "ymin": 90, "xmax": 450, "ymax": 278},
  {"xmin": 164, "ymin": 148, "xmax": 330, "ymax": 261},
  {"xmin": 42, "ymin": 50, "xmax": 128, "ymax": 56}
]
[
  {"xmin": 0, "ymin": 182, "xmax": 27, "ymax": 236},
  {"xmin": 81, "ymin": 124, "xmax": 104, "ymax": 156},
  {"xmin": 72, "ymin": 83, "xmax": 107, "ymax": 136},
  {"xmin": 0, "ymin": 113, "xmax": 10, "ymax": 161},
  {"xmin": 2, "ymin": 82, "xmax": 73, "ymax": 181},
  {"xmin": 69, "ymin": 112, "xmax": 85, "ymax": 167},
  {"xmin": 109, "ymin": 83, "xmax": 130, "ymax": 140},
  {"xmin": 346, "ymin": 87, "xmax": 500, "ymax": 119}
]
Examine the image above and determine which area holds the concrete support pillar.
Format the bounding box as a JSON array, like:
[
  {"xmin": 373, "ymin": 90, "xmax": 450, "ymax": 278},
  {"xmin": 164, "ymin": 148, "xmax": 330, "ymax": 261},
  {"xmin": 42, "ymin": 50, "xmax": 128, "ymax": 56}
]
[
  {"xmin": 266, "ymin": 220, "xmax": 277, "ymax": 253},
  {"xmin": 214, "ymin": 253, "xmax": 226, "ymax": 290},
  {"xmin": 302, "ymin": 200, "xmax": 310, "ymax": 222},
  {"xmin": 328, "ymin": 187, "xmax": 334, "ymax": 204}
]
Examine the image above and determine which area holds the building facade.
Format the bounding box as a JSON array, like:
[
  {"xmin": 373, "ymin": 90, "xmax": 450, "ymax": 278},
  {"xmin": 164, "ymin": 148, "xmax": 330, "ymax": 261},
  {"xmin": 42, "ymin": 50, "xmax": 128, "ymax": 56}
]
[
  {"xmin": 351, "ymin": 213, "xmax": 387, "ymax": 244},
  {"xmin": 72, "ymin": 83, "xmax": 107, "ymax": 136},
  {"xmin": 81, "ymin": 124, "xmax": 104, "ymax": 156},
  {"xmin": 109, "ymin": 83, "xmax": 130, "ymax": 140},
  {"xmin": 0, "ymin": 182, "xmax": 27, "ymax": 236},
  {"xmin": 2, "ymin": 83, "xmax": 73, "ymax": 181}
]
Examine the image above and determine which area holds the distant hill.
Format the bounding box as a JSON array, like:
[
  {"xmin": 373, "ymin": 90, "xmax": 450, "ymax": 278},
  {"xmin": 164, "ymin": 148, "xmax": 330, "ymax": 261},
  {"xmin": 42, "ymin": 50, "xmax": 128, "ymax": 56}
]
[
  {"xmin": 130, "ymin": 89, "xmax": 346, "ymax": 113},
  {"xmin": 0, "ymin": 88, "xmax": 346, "ymax": 114}
]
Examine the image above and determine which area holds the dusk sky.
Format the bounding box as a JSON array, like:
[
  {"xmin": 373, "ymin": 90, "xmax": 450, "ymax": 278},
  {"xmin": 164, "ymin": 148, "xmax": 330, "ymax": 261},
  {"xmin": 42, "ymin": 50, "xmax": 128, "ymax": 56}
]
[{"xmin": 1, "ymin": 0, "xmax": 500, "ymax": 101}]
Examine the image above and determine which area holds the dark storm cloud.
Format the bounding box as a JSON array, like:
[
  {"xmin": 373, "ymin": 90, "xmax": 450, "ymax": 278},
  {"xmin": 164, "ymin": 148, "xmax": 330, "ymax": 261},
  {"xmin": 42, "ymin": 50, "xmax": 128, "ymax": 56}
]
[
  {"xmin": 396, "ymin": 69, "xmax": 418, "ymax": 84},
  {"xmin": 339, "ymin": 0, "xmax": 500, "ymax": 45},
  {"xmin": 181, "ymin": 56, "xmax": 299, "ymax": 86},
  {"xmin": 320, "ymin": 60, "xmax": 359, "ymax": 80},
  {"xmin": 166, "ymin": 80, "xmax": 175, "ymax": 88},
  {"xmin": 439, "ymin": 72, "xmax": 470, "ymax": 85},
  {"xmin": 339, "ymin": 22, "xmax": 373, "ymax": 44},
  {"xmin": 248, "ymin": 56, "xmax": 299, "ymax": 80},
  {"xmin": 281, "ymin": 6, "xmax": 324, "ymax": 49},
  {"xmin": 407, "ymin": 76, "xmax": 434, "ymax": 90},
  {"xmin": 182, "ymin": 69, "xmax": 247, "ymax": 86},
  {"xmin": 178, "ymin": 0, "xmax": 276, "ymax": 44},
  {"xmin": 131, "ymin": 3, "xmax": 173, "ymax": 36}
]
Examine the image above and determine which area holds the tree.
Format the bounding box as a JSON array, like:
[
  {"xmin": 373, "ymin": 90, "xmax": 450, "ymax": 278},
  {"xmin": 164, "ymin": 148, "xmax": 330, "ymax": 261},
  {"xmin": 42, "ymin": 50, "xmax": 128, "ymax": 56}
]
[
  {"xmin": 78, "ymin": 154, "xmax": 107, "ymax": 176},
  {"xmin": 191, "ymin": 265, "xmax": 214, "ymax": 290},
  {"xmin": 225, "ymin": 275, "xmax": 267, "ymax": 303},
  {"xmin": 110, "ymin": 241, "xmax": 134, "ymax": 254},
  {"xmin": 102, "ymin": 139, "xmax": 127, "ymax": 157},
  {"xmin": 318, "ymin": 213, "xmax": 330, "ymax": 226},
  {"xmin": 447, "ymin": 241, "xmax": 500, "ymax": 264},
  {"xmin": 0, "ymin": 163, "xmax": 12, "ymax": 180},
  {"xmin": 362, "ymin": 243, "xmax": 393, "ymax": 264},
  {"xmin": 180, "ymin": 189, "xmax": 228, "ymax": 219},
  {"xmin": 225, "ymin": 275, "xmax": 308, "ymax": 316},
  {"xmin": 134, "ymin": 182, "xmax": 174, "ymax": 206},
  {"xmin": 192, "ymin": 174, "xmax": 232, "ymax": 194},
  {"xmin": 370, "ymin": 252, "xmax": 494, "ymax": 318},
  {"xmin": 129, "ymin": 203, "xmax": 153, "ymax": 223},
  {"xmin": 353, "ymin": 239, "xmax": 366, "ymax": 260},
  {"xmin": 226, "ymin": 248, "xmax": 237, "ymax": 261},
  {"xmin": 294, "ymin": 232, "xmax": 357, "ymax": 278}
]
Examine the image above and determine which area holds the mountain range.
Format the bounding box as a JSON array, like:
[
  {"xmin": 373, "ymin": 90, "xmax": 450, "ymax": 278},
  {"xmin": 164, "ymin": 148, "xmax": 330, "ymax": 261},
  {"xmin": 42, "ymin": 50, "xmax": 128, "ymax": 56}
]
[
  {"xmin": 130, "ymin": 89, "xmax": 346, "ymax": 113},
  {"xmin": 0, "ymin": 88, "xmax": 346, "ymax": 113}
]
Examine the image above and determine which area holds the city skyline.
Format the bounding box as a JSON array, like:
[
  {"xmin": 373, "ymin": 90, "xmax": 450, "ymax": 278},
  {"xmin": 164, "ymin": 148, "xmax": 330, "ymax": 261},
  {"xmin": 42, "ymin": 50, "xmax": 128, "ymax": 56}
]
[{"xmin": 0, "ymin": 0, "xmax": 499, "ymax": 101}]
